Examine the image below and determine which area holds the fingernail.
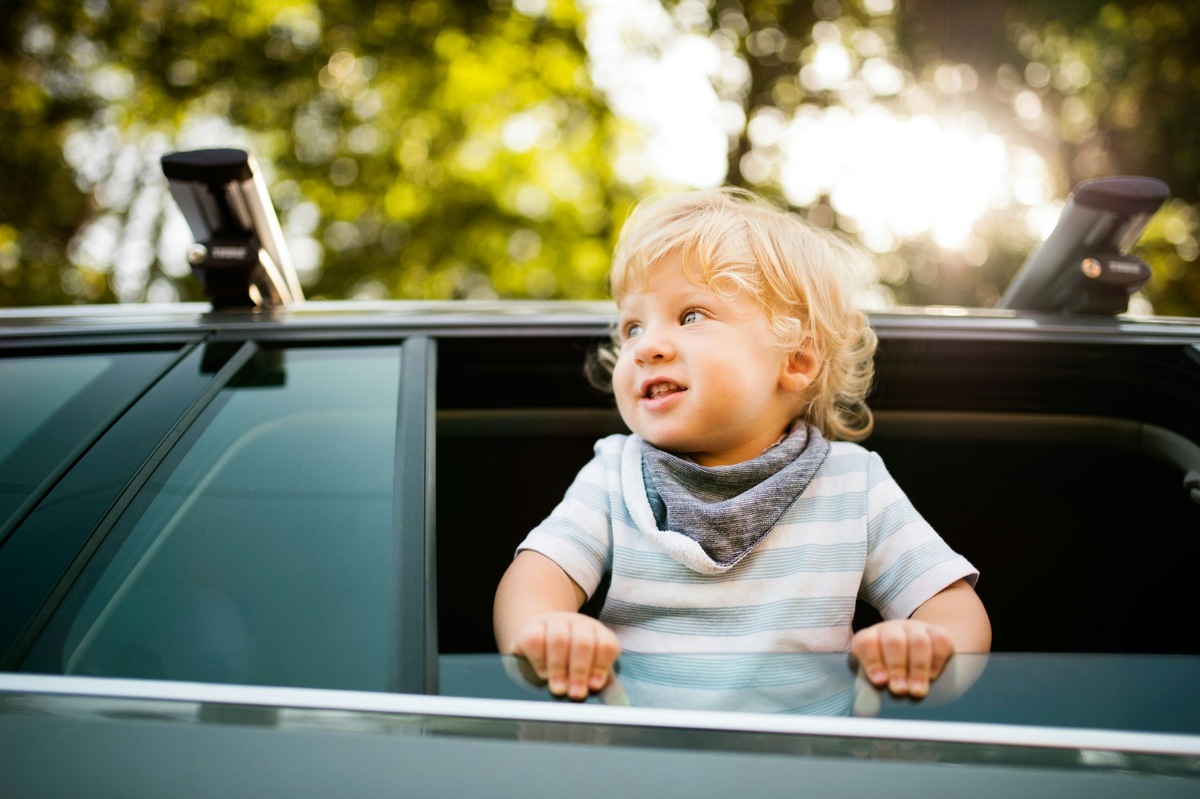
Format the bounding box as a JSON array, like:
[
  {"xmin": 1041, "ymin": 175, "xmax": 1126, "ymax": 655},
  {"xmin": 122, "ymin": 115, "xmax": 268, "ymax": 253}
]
[
  {"xmin": 550, "ymin": 678, "xmax": 567, "ymax": 695},
  {"xmin": 869, "ymin": 668, "xmax": 887, "ymax": 684},
  {"xmin": 911, "ymin": 679, "xmax": 928, "ymax": 697},
  {"xmin": 889, "ymin": 676, "xmax": 907, "ymax": 693}
]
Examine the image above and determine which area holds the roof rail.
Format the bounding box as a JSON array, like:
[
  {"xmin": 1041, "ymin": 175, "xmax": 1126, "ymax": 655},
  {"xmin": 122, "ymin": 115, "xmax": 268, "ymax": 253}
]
[
  {"xmin": 997, "ymin": 176, "xmax": 1168, "ymax": 315},
  {"xmin": 161, "ymin": 148, "xmax": 304, "ymax": 310}
]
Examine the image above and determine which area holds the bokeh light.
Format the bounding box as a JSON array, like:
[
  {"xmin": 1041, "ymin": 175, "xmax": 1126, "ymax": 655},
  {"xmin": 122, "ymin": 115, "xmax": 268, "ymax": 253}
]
[
  {"xmin": 583, "ymin": 0, "xmax": 1058, "ymax": 277},
  {"xmin": 6, "ymin": 0, "xmax": 1196, "ymax": 314}
]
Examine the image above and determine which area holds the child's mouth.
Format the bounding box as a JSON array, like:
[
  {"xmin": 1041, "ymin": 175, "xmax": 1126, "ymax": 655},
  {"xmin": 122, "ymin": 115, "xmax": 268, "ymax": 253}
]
[{"xmin": 645, "ymin": 382, "xmax": 684, "ymax": 399}]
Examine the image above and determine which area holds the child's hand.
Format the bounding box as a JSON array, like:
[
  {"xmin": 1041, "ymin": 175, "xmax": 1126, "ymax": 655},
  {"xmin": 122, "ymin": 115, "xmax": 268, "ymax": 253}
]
[
  {"xmin": 509, "ymin": 611, "xmax": 621, "ymax": 701},
  {"xmin": 851, "ymin": 619, "xmax": 955, "ymax": 698}
]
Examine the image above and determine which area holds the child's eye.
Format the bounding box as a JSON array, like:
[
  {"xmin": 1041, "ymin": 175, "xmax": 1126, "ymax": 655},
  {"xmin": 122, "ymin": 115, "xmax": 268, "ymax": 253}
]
[
  {"xmin": 681, "ymin": 310, "xmax": 702, "ymax": 325},
  {"xmin": 622, "ymin": 322, "xmax": 644, "ymax": 340}
]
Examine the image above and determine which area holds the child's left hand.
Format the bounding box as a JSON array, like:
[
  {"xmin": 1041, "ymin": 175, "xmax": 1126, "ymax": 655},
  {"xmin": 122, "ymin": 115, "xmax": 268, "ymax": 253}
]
[{"xmin": 850, "ymin": 619, "xmax": 954, "ymax": 698}]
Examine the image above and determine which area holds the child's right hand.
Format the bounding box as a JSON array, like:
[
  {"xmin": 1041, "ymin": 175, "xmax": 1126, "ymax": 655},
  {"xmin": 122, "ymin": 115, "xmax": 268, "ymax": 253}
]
[{"xmin": 509, "ymin": 611, "xmax": 621, "ymax": 701}]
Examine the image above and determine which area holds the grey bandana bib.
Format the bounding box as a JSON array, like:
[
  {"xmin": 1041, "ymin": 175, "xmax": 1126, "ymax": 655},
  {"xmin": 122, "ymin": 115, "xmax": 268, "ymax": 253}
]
[{"xmin": 640, "ymin": 423, "xmax": 831, "ymax": 569}]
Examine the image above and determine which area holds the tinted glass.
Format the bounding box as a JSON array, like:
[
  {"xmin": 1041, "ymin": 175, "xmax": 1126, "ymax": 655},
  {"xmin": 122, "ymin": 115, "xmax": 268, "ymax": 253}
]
[
  {"xmin": 23, "ymin": 346, "xmax": 401, "ymax": 691},
  {"xmin": 0, "ymin": 351, "xmax": 177, "ymax": 527},
  {"xmin": 439, "ymin": 652, "xmax": 1200, "ymax": 736}
]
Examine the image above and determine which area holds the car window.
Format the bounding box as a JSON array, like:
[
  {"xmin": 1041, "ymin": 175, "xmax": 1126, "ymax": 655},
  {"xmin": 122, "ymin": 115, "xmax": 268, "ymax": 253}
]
[
  {"xmin": 22, "ymin": 346, "xmax": 401, "ymax": 692},
  {"xmin": 437, "ymin": 652, "xmax": 1200, "ymax": 737},
  {"xmin": 0, "ymin": 357, "xmax": 108, "ymax": 461},
  {"xmin": 0, "ymin": 350, "xmax": 179, "ymax": 530}
]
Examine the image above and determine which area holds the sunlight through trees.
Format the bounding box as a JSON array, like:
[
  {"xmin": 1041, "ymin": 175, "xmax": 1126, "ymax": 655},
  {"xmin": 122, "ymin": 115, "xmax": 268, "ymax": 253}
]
[{"xmin": 2, "ymin": 0, "xmax": 1197, "ymax": 315}]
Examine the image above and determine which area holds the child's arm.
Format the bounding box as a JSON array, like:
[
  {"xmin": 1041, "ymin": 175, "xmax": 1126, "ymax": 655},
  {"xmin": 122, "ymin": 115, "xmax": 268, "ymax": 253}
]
[
  {"xmin": 851, "ymin": 578, "xmax": 990, "ymax": 698},
  {"xmin": 494, "ymin": 551, "xmax": 621, "ymax": 700}
]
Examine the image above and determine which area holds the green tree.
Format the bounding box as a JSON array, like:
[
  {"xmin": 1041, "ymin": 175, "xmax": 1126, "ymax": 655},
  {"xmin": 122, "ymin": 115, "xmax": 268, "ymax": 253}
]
[
  {"xmin": 1, "ymin": 0, "xmax": 634, "ymax": 305},
  {"xmin": 995, "ymin": 0, "xmax": 1200, "ymax": 314},
  {"xmin": 2, "ymin": 0, "xmax": 1198, "ymax": 315},
  {"xmin": 701, "ymin": 0, "xmax": 1199, "ymax": 313}
]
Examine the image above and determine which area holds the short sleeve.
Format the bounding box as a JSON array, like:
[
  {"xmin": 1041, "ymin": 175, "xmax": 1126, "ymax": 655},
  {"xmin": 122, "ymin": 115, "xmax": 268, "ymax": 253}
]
[
  {"xmin": 858, "ymin": 451, "xmax": 978, "ymax": 620},
  {"xmin": 515, "ymin": 452, "xmax": 614, "ymax": 599}
]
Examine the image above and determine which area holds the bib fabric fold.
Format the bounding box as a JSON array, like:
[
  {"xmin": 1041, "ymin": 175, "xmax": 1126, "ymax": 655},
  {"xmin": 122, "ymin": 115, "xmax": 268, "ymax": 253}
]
[{"xmin": 640, "ymin": 423, "xmax": 831, "ymax": 569}]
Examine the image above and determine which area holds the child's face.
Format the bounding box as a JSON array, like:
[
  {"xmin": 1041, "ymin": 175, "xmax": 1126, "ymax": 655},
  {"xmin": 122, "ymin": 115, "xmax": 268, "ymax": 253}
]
[{"xmin": 612, "ymin": 252, "xmax": 811, "ymax": 467}]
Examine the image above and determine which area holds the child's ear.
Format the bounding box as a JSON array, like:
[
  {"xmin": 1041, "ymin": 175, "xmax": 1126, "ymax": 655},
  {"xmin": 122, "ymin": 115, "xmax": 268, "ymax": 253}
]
[{"xmin": 780, "ymin": 346, "xmax": 820, "ymax": 394}]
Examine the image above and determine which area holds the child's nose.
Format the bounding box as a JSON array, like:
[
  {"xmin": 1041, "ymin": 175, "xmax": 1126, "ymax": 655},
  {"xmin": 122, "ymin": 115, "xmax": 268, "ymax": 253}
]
[{"xmin": 634, "ymin": 326, "xmax": 675, "ymax": 363}]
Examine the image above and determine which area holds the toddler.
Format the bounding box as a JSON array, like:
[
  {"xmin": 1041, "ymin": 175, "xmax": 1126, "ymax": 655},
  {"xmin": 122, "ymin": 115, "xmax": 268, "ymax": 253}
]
[{"xmin": 494, "ymin": 188, "xmax": 990, "ymax": 702}]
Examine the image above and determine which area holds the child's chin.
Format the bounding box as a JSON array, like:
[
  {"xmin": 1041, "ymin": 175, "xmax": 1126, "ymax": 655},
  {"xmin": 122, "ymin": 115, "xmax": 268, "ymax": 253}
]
[{"xmin": 641, "ymin": 433, "xmax": 699, "ymax": 457}]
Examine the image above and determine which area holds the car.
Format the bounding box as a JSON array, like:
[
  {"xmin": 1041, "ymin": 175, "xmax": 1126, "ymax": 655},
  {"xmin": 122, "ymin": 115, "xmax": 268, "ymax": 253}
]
[{"xmin": 1, "ymin": 151, "xmax": 1198, "ymax": 796}]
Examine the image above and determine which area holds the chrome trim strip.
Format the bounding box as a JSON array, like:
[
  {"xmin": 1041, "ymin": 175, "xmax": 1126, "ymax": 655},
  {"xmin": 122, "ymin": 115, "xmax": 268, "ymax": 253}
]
[
  {"xmin": 1, "ymin": 300, "xmax": 1197, "ymax": 344},
  {"xmin": 2, "ymin": 673, "xmax": 1197, "ymax": 757}
]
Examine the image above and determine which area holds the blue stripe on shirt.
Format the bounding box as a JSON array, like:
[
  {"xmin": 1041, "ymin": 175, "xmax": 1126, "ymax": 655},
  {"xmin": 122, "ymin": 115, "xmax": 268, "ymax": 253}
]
[
  {"xmin": 601, "ymin": 596, "xmax": 856, "ymax": 636},
  {"xmin": 863, "ymin": 540, "xmax": 959, "ymax": 608},
  {"xmin": 613, "ymin": 543, "xmax": 865, "ymax": 583}
]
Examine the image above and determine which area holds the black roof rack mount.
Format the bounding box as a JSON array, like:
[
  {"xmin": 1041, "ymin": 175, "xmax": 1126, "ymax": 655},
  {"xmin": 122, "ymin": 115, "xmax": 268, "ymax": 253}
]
[
  {"xmin": 162, "ymin": 148, "xmax": 304, "ymax": 310},
  {"xmin": 998, "ymin": 175, "xmax": 1169, "ymax": 315}
]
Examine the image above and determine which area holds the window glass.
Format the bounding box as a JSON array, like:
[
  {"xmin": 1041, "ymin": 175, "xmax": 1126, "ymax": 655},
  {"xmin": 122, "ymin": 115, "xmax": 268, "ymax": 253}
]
[
  {"xmin": 24, "ymin": 346, "xmax": 401, "ymax": 692},
  {"xmin": 438, "ymin": 652, "xmax": 1200, "ymax": 736},
  {"xmin": 0, "ymin": 357, "xmax": 109, "ymax": 462},
  {"xmin": 0, "ymin": 351, "xmax": 176, "ymax": 525}
]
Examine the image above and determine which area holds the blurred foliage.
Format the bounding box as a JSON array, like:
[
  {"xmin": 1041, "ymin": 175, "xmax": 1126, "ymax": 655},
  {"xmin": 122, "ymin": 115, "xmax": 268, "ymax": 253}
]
[
  {"xmin": 1, "ymin": 0, "xmax": 1197, "ymax": 316},
  {"xmin": 1, "ymin": 0, "xmax": 634, "ymax": 305},
  {"xmin": 984, "ymin": 0, "xmax": 1200, "ymax": 314},
  {"xmin": 714, "ymin": 0, "xmax": 1200, "ymax": 313}
]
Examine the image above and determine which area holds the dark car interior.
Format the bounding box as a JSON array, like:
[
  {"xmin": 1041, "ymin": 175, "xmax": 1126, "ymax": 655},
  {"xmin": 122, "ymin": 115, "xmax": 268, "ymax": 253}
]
[{"xmin": 435, "ymin": 332, "xmax": 1200, "ymax": 657}]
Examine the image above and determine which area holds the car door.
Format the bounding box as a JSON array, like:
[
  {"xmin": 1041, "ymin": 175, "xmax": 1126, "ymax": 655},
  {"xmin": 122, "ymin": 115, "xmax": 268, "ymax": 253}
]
[{"xmin": 1, "ymin": 332, "xmax": 436, "ymax": 694}]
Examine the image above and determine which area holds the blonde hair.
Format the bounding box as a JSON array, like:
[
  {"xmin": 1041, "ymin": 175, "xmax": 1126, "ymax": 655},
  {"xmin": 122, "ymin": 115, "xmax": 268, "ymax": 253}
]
[{"xmin": 594, "ymin": 187, "xmax": 877, "ymax": 442}]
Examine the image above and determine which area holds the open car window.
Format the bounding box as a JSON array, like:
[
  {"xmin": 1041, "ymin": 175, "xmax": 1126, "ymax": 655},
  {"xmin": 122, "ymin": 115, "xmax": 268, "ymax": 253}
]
[{"xmin": 438, "ymin": 651, "xmax": 1200, "ymax": 738}]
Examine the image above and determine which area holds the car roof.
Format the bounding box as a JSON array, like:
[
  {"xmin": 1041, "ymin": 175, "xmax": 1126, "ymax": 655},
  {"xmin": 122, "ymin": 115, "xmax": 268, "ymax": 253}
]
[{"xmin": 2, "ymin": 299, "xmax": 1199, "ymax": 348}]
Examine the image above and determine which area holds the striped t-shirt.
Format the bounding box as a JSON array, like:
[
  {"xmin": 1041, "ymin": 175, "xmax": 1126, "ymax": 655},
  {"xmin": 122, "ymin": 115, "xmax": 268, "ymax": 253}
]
[{"xmin": 517, "ymin": 433, "xmax": 978, "ymax": 654}]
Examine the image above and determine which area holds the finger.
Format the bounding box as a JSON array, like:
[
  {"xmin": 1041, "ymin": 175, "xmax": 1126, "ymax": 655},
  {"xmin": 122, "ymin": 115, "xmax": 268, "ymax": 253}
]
[
  {"xmin": 566, "ymin": 625, "xmax": 596, "ymax": 700},
  {"xmin": 906, "ymin": 627, "xmax": 933, "ymax": 697},
  {"xmin": 515, "ymin": 622, "xmax": 549, "ymax": 680},
  {"xmin": 927, "ymin": 625, "xmax": 955, "ymax": 680},
  {"xmin": 543, "ymin": 617, "xmax": 572, "ymax": 696},
  {"xmin": 877, "ymin": 624, "xmax": 910, "ymax": 695},
  {"xmin": 590, "ymin": 628, "xmax": 621, "ymax": 691},
  {"xmin": 851, "ymin": 628, "xmax": 888, "ymax": 687}
]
